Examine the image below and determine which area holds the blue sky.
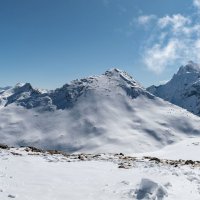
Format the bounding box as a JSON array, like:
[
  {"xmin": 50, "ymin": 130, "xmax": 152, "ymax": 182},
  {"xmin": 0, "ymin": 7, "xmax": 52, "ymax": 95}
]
[{"xmin": 0, "ymin": 0, "xmax": 199, "ymax": 89}]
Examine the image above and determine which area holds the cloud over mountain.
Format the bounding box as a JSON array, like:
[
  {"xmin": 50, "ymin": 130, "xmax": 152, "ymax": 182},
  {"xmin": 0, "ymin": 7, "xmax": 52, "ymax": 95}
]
[{"xmin": 137, "ymin": 0, "xmax": 200, "ymax": 74}]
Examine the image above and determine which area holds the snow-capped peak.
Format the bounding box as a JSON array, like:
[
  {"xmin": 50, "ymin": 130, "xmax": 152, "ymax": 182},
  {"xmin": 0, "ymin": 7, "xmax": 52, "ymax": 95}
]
[
  {"xmin": 147, "ymin": 61, "xmax": 200, "ymax": 115},
  {"xmin": 177, "ymin": 61, "xmax": 200, "ymax": 75},
  {"xmin": 15, "ymin": 82, "xmax": 26, "ymax": 87},
  {"xmin": 104, "ymin": 68, "xmax": 122, "ymax": 76},
  {"xmin": 104, "ymin": 68, "xmax": 140, "ymax": 87},
  {"xmin": 13, "ymin": 83, "xmax": 33, "ymax": 91}
]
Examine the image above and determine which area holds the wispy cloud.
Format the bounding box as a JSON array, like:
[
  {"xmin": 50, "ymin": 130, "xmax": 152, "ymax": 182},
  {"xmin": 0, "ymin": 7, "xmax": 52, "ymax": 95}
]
[
  {"xmin": 143, "ymin": 39, "xmax": 180, "ymax": 74},
  {"xmin": 157, "ymin": 14, "xmax": 191, "ymax": 33},
  {"xmin": 137, "ymin": 15, "xmax": 157, "ymax": 26},
  {"xmin": 138, "ymin": 1, "xmax": 200, "ymax": 74},
  {"xmin": 193, "ymin": 0, "xmax": 200, "ymax": 9}
]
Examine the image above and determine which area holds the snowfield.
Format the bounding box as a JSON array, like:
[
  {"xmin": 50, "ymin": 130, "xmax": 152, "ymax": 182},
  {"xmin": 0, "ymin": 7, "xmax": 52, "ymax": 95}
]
[
  {"xmin": 1, "ymin": 145, "xmax": 200, "ymax": 200},
  {"xmin": 137, "ymin": 137, "xmax": 200, "ymax": 161}
]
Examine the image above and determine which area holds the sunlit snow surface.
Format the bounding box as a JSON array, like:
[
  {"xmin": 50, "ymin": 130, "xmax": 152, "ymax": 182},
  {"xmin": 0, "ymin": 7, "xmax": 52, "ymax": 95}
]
[{"xmin": 1, "ymin": 143, "xmax": 200, "ymax": 200}]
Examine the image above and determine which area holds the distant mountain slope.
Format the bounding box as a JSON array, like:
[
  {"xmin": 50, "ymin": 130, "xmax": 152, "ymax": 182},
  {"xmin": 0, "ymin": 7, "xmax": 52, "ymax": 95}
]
[
  {"xmin": 147, "ymin": 61, "xmax": 200, "ymax": 116},
  {"xmin": 0, "ymin": 68, "xmax": 200, "ymax": 153}
]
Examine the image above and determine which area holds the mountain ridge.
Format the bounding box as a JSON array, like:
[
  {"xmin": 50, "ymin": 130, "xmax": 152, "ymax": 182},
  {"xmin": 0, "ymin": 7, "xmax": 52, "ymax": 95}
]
[
  {"xmin": 147, "ymin": 61, "xmax": 200, "ymax": 116},
  {"xmin": 0, "ymin": 68, "xmax": 154, "ymax": 110}
]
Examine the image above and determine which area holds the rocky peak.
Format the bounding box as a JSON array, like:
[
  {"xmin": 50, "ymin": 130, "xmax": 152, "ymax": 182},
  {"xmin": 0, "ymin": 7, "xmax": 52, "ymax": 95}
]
[
  {"xmin": 104, "ymin": 68, "xmax": 140, "ymax": 87},
  {"xmin": 177, "ymin": 61, "xmax": 200, "ymax": 75}
]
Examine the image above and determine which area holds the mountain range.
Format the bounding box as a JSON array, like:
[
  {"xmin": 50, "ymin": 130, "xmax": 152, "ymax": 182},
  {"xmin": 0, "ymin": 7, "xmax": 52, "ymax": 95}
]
[{"xmin": 0, "ymin": 67, "xmax": 200, "ymax": 153}]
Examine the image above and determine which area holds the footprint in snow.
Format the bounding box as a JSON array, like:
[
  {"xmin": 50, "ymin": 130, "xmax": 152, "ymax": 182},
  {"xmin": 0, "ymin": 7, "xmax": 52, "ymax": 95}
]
[
  {"xmin": 135, "ymin": 178, "xmax": 168, "ymax": 200},
  {"xmin": 187, "ymin": 175, "xmax": 199, "ymax": 182},
  {"xmin": 8, "ymin": 194, "xmax": 15, "ymax": 198}
]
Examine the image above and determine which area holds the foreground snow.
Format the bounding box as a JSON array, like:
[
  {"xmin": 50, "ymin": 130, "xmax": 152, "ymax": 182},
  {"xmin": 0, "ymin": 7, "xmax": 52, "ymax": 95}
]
[{"xmin": 1, "ymin": 144, "xmax": 200, "ymax": 200}]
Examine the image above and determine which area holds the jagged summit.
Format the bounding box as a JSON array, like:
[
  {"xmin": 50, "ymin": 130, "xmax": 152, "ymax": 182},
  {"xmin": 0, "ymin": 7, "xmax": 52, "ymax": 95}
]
[
  {"xmin": 13, "ymin": 82, "xmax": 33, "ymax": 92},
  {"xmin": 147, "ymin": 61, "xmax": 200, "ymax": 115},
  {"xmin": 15, "ymin": 82, "xmax": 27, "ymax": 87},
  {"xmin": 104, "ymin": 67, "xmax": 121, "ymax": 74},
  {"xmin": 68, "ymin": 68, "xmax": 140, "ymax": 88},
  {"xmin": 104, "ymin": 68, "xmax": 129, "ymax": 78},
  {"xmin": 51, "ymin": 68, "xmax": 153, "ymax": 109},
  {"xmin": 104, "ymin": 68, "xmax": 140, "ymax": 87},
  {"xmin": 177, "ymin": 61, "xmax": 200, "ymax": 75}
]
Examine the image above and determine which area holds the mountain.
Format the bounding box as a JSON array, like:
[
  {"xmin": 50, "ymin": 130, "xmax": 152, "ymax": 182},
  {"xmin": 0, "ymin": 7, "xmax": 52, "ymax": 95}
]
[
  {"xmin": 147, "ymin": 61, "xmax": 200, "ymax": 116},
  {"xmin": 0, "ymin": 68, "xmax": 200, "ymax": 153}
]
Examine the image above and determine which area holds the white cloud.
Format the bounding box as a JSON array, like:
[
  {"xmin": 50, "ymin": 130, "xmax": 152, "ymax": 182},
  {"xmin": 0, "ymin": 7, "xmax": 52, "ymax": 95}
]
[
  {"xmin": 194, "ymin": 39, "xmax": 200, "ymax": 60},
  {"xmin": 193, "ymin": 0, "xmax": 200, "ymax": 9},
  {"xmin": 138, "ymin": 3, "xmax": 200, "ymax": 74},
  {"xmin": 158, "ymin": 14, "xmax": 191, "ymax": 33},
  {"xmin": 143, "ymin": 40, "xmax": 180, "ymax": 74},
  {"xmin": 137, "ymin": 15, "xmax": 157, "ymax": 25}
]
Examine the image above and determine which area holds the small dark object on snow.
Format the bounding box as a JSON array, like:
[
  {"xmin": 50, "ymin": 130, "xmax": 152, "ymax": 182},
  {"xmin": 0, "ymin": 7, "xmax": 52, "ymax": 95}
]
[
  {"xmin": 0, "ymin": 144, "xmax": 9, "ymax": 149},
  {"xmin": 26, "ymin": 146, "xmax": 44, "ymax": 153},
  {"xmin": 47, "ymin": 150, "xmax": 62, "ymax": 155},
  {"xmin": 10, "ymin": 152, "xmax": 22, "ymax": 156},
  {"xmin": 149, "ymin": 157, "xmax": 161, "ymax": 163},
  {"xmin": 8, "ymin": 194, "xmax": 15, "ymax": 198},
  {"xmin": 185, "ymin": 160, "xmax": 195, "ymax": 165},
  {"xmin": 78, "ymin": 154, "xmax": 86, "ymax": 160}
]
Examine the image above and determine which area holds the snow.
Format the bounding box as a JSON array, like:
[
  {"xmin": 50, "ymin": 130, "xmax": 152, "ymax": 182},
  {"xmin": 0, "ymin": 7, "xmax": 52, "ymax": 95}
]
[
  {"xmin": 1, "ymin": 148, "xmax": 200, "ymax": 199},
  {"xmin": 135, "ymin": 178, "xmax": 167, "ymax": 200},
  {"xmin": 0, "ymin": 94, "xmax": 200, "ymax": 154},
  {"xmin": 137, "ymin": 137, "xmax": 200, "ymax": 161},
  {"xmin": 0, "ymin": 69, "xmax": 200, "ymax": 153}
]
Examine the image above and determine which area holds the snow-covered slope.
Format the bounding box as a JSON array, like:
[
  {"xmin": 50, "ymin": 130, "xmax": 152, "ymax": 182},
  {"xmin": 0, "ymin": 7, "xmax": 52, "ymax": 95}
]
[
  {"xmin": 147, "ymin": 61, "xmax": 200, "ymax": 116},
  {"xmin": 1, "ymin": 146, "xmax": 200, "ymax": 200},
  {"xmin": 136, "ymin": 137, "xmax": 200, "ymax": 161},
  {"xmin": 1, "ymin": 68, "xmax": 200, "ymax": 153}
]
